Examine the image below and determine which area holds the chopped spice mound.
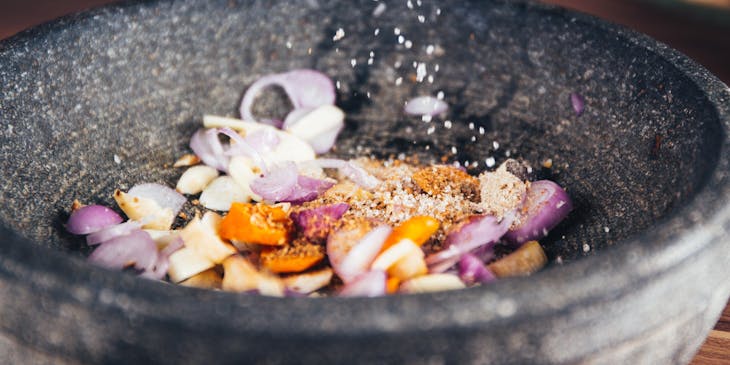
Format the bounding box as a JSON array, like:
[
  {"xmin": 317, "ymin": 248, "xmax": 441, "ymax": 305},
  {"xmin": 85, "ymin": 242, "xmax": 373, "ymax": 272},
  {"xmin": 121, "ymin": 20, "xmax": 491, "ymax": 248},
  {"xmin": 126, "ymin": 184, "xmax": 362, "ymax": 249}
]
[
  {"xmin": 412, "ymin": 165, "xmax": 481, "ymax": 202},
  {"xmin": 477, "ymin": 163, "xmax": 526, "ymax": 220}
]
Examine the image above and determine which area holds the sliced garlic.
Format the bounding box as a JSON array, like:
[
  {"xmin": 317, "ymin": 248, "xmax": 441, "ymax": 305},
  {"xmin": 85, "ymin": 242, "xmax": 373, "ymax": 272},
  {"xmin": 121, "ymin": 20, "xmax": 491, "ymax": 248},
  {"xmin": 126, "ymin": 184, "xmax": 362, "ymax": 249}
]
[
  {"xmin": 173, "ymin": 153, "xmax": 201, "ymax": 167},
  {"xmin": 221, "ymin": 255, "xmax": 260, "ymax": 292},
  {"xmin": 143, "ymin": 229, "xmax": 180, "ymax": 250},
  {"xmin": 199, "ymin": 176, "xmax": 251, "ymax": 211},
  {"xmin": 283, "ymin": 268, "xmax": 333, "ymax": 294},
  {"xmin": 228, "ymin": 156, "xmax": 261, "ymax": 202},
  {"xmin": 179, "ymin": 215, "xmax": 236, "ymax": 264},
  {"xmin": 284, "ymin": 105, "xmax": 344, "ymax": 153},
  {"xmin": 371, "ymin": 239, "xmax": 420, "ymax": 271},
  {"xmin": 168, "ymin": 247, "xmax": 215, "ymax": 283},
  {"xmin": 180, "ymin": 269, "xmax": 222, "ymax": 289},
  {"xmin": 176, "ymin": 165, "xmax": 219, "ymax": 195},
  {"xmin": 399, "ymin": 274, "xmax": 465, "ymax": 294},
  {"xmin": 113, "ymin": 189, "xmax": 174, "ymax": 230}
]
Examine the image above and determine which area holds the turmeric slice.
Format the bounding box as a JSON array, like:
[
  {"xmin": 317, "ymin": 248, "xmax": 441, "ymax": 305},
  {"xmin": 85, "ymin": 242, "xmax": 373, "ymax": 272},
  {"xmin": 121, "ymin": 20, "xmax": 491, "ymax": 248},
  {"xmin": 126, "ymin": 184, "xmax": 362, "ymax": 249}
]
[
  {"xmin": 260, "ymin": 240, "xmax": 325, "ymax": 273},
  {"xmin": 219, "ymin": 202, "xmax": 293, "ymax": 246}
]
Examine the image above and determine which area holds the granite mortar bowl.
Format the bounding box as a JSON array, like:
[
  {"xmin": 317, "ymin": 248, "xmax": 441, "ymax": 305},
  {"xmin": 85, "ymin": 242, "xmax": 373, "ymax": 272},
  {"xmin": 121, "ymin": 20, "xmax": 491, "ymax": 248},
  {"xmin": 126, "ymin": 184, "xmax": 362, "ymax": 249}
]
[{"xmin": 0, "ymin": 0, "xmax": 729, "ymax": 364}]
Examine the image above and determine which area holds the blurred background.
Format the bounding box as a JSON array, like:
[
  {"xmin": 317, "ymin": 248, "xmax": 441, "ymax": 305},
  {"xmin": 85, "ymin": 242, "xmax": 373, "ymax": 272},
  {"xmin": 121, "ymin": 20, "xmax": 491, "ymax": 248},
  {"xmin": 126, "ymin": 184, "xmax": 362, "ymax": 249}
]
[
  {"xmin": 0, "ymin": 0, "xmax": 728, "ymax": 82},
  {"xmin": 0, "ymin": 0, "xmax": 728, "ymax": 364}
]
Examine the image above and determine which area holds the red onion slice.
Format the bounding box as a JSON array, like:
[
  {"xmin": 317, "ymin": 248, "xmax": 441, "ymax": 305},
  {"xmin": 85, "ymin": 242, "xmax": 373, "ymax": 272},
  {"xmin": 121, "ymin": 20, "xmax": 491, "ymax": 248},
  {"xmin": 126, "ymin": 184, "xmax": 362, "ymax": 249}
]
[
  {"xmin": 336, "ymin": 225, "xmax": 391, "ymax": 283},
  {"xmin": 570, "ymin": 92, "xmax": 585, "ymax": 116},
  {"xmin": 307, "ymin": 158, "xmax": 380, "ymax": 190},
  {"xmin": 218, "ymin": 127, "xmax": 268, "ymax": 171},
  {"xmin": 88, "ymin": 229, "xmax": 158, "ymax": 272},
  {"xmin": 458, "ymin": 253, "xmax": 497, "ymax": 285},
  {"xmin": 244, "ymin": 128, "xmax": 280, "ymax": 154},
  {"xmin": 86, "ymin": 220, "xmax": 143, "ymax": 246},
  {"xmin": 425, "ymin": 213, "xmax": 514, "ymax": 273},
  {"xmin": 504, "ymin": 180, "xmax": 573, "ymax": 244},
  {"xmin": 249, "ymin": 162, "xmax": 299, "ymax": 202},
  {"xmin": 190, "ymin": 128, "xmax": 229, "ymax": 172},
  {"xmin": 128, "ymin": 183, "xmax": 186, "ymax": 217},
  {"xmin": 239, "ymin": 69, "xmax": 336, "ymax": 125},
  {"xmin": 66, "ymin": 205, "xmax": 123, "ymax": 235},
  {"xmin": 404, "ymin": 96, "xmax": 448, "ymax": 116},
  {"xmin": 290, "ymin": 203, "xmax": 349, "ymax": 242},
  {"xmin": 283, "ymin": 175, "xmax": 336, "ymax": 204},
  {"xmin": 339, "ymin": 270, "xmax": 387, "ymax": 297}
]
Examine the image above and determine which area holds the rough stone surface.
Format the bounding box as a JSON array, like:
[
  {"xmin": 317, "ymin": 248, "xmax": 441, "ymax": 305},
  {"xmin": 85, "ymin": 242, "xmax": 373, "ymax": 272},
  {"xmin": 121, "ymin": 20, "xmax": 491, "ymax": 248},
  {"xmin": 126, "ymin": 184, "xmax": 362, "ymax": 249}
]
[{"xmin": 0, "ymin": 0, "xmax": 728, "ymax": 364}]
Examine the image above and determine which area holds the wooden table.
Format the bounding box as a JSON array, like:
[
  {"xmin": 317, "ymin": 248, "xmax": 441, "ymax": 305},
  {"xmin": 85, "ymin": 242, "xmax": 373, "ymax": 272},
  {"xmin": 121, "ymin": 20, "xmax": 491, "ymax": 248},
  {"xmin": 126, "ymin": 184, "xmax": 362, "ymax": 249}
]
[{"xmin": 1, "ymin": 0, "xmax": 729, "ymax": 363}]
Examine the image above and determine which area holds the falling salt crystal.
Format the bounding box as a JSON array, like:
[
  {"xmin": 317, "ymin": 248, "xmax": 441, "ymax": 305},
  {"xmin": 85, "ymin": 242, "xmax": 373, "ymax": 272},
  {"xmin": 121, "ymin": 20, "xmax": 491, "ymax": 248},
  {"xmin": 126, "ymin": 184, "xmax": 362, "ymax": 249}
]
[
  {"xmin": 407, "ymin": 0, "xmax": 414, "ymax": 9},
  {"xmin": 426, "ymin": 45, "xmax": 435, "ymax": 55},
  {"xmin": 493, "ymin": 141, "xmax": 500, "ymax": 150},
  {"xmin": 421, "ymin": 115, "xmax": 432, "ymax": 122},
  {"xmin": 394, "ymin": 60, "xmax": 402, "ymax": 68},
  {"xmin": 436, "ymin": 8, "xmax": 441, "ymax": 15},
  {"xmin": 405, "ymin": 40, "xmax": 413, "ymax": 49},
  {"xmin": 367, "ymin": 92, "xmax": 371, "ymax": 98},
  {"xmin": 582, "ymin": 244, "xmax": 591, "ymax": 252},
  {"xmin": 451, "ymin": 146, "xmax": 458, "ymax": 154},
  {"xmin": 478, "ymin": 126, "xmax": 485, "ymax": 135},
  {"xmin": 113, "ymin": 154, "xmax": 121, "ymax": 164},
  {"xmin": 394, "ymin": 27, "xmax": 401, "ymax": 35},
  {"xmin": 333, "ymin": 28, "xmax": 345, "ymax": 41},
  {"xmin": 437, "ymin": 91, "xmax": 445, "ymax": 100},
  {"xmin": 434, "ymin": 64, "xmax": 440, "ymax": 72},
  {"xmin": 374, "ymin": 28, "xmax": 380, "ymax": 36},
  {"xmin": 336, "ymin": 81, "xmax": 341, "ymax": 89},
  {"xmin": 427, "ymin": 126, "xmax": 435, "ymax": 135},
  {"xmin": 350, "ymin": 59, "xmax": 357, "ymax": 67},
  {"xmin": 444, "ymin": 120, "xmax": 452, "ymax": 129},
  {"xmin": 368, "ymin": 58, "xmax": 374, "ymax": 65},
  {"xmin": 398, "ymin": 153, "xmax": 406, "ymax": 160},
  {"xmin": 395, "ymin": 77, "xmax": 403, "ymax": 85},
  {"xmin": 505, "ymin": 150, "xmax": 511, "ymax": 157},
  {"xmin": 416, "ymin": 63, "xmax": 427, "ymax": 82},
  {"xmin": 604, "ymin": 227, "xmax": 610, "ymax": 233},
  {"xmin": 286, "ymin": 41, "xmax": 292, "ymax": 49},
  {"xmin": 427, "ymin": 75, "xmax": 434, "ymax": 83},
  {"xmin": 370, "ymin": 51, "xmax": 375, "ymax": 57},
  {"xmin": 372, "ymin": 2, "xmax": 387, "ymax": 17},
  {"xmin": 425, "ymin": 145, "xmax": 430, "ymax": 150},
  {"xmin": 418, "ymin": 15, "xmax": 426, "ymax": 23},
  {"xmin": 468, "ymin": 122, "xmax": 475, "ymax": 130},
  {"xmin": 471, "ymin": 136, "xmax": 476, "ymax": 142},
  {"xmin": 416, "ymin": 0, "xmax": 422, "ymax": 6},
  {"xmin": 485, "ymin": 157, "xmax": 495, "ymax": 167},
  {"xmin": 526, "ymin": 166, "xmax": 533, "ymax": 174},
  {"xmin": 398, "ymin": 35, "xmax": 405, "ymax": 44}
]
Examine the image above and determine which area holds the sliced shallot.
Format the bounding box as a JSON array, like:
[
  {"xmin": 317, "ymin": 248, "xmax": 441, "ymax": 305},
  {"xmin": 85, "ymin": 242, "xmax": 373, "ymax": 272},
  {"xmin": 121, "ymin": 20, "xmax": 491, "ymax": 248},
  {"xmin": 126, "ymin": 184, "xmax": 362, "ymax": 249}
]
[
  {"xmin": 87, "ymin": 229, "xmax": 158, "ymax": 272},
  {"xmin": 86, "ymin": 220, "xmax": 143, "ymax": 246},
  {"xmin": 336, "ymin": 225, "xmax": 391, "ymax": 283},
  {"xmin": 339, "ymin": 270, "xmax": 387, "ymax": 297},
  {"xmin": 425, "ymin": 213, "xmax": 514, "ymax": 273},
  {"xmin": 290, "ymin": 203, "xmax": 349, "ymax": 242},
  {"xmin": 66, "ymin": 204, "xmax": 123, "ymax": 235},
  {"xmin": 458, "ymin": 253, "xmax": 497, "ymax": 285},
  {"xmin": 504, "ymin": 180, "xmax": 572, "ymax": 244},
  {"xmin": 240, "ymin": 69, "xmax": 336, "ymax": 125}
]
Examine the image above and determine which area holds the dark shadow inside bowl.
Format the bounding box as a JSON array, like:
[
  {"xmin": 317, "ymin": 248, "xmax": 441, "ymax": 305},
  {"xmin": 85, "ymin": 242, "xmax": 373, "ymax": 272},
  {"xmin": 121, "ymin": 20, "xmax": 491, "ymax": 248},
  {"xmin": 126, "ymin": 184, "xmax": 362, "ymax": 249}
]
[{"xmin": 0, "ymin": 0, "xmax": 723, "ymax": 266}]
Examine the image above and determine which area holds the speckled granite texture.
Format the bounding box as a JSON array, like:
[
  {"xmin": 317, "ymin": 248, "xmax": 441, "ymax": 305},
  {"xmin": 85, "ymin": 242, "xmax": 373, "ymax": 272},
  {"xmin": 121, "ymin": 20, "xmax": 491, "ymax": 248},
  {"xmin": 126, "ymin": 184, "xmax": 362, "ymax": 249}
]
[{"xmin": 0, "ymin": 0, "xmax": 728, "ymax": 364}]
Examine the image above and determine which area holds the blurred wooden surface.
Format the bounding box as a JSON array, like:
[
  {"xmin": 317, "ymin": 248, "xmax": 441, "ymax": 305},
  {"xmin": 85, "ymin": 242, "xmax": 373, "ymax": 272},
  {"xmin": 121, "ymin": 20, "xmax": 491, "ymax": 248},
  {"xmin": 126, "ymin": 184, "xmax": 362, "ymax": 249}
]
[{"xmin": 1, "ymin": 0, "xmax": 729, "ymax": 363}]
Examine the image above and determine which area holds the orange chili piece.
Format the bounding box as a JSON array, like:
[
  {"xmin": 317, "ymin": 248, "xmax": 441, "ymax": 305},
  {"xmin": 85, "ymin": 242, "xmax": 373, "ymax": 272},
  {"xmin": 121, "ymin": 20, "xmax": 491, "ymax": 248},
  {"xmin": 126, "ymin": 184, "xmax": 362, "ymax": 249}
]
[
  {"xmin": 381, "ymin": 215, "xmax": 440, "ymax": 251},
  {"xmin": 219, "ymin": 202, "xmax": 293, "ymax": 246},
  {"xmin": 259, "ymin": 242, "xmax": 325, "ymax": 273}
]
